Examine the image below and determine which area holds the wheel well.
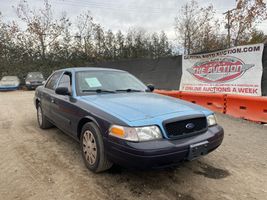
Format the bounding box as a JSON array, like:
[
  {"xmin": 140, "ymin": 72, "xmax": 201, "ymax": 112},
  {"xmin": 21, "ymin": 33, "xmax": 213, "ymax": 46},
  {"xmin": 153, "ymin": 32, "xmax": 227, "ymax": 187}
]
[
  {"xmin": 35, "ymin": 99, "xmax": 40, "ymax": 108},
  {"xmin": 77, "ymin": 118, "xmax": 92, "ymax": 140}
]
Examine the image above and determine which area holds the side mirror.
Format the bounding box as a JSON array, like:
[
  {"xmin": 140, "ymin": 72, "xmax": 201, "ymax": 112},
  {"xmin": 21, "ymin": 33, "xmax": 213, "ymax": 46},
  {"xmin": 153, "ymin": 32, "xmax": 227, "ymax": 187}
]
[
  {"xmin": 55, "ymin": 87, "xmax": 70, "ymax": 95},
  {"xmin": 147, "ymin": 84, "xmax": 155, "ymax": 92},
  {"xmin": 42, "ymin": 81, "xmax": 46, "ymax": 85}
]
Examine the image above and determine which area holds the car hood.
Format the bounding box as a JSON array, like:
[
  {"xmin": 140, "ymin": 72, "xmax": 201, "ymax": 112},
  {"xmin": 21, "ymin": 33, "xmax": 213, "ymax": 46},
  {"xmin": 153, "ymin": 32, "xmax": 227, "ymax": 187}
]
[
  {"xmin": 80, "ymin": 92, "xmax": 210, "ymax": 122},
  {"xmin": 26, "ymin": 77, "xmax": 44, "ymax": 82}
]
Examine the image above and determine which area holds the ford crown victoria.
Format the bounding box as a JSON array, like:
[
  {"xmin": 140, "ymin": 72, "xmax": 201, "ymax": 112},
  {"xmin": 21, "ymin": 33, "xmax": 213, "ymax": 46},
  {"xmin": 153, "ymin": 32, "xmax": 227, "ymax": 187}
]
[{"xmin": 34, "ymin": 67, "xmax": 224, "ymax": 172}]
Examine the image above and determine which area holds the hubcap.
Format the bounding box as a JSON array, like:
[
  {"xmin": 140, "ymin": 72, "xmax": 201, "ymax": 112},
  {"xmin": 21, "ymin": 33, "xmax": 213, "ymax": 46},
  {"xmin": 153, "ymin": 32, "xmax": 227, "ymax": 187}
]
[
  {"xmin": 37, "ymin": 106, "xmax": 43, "ymax": 126},
  {"xmin": 83, "ymin": 130, "xmax": 97, "ymax": 165}
]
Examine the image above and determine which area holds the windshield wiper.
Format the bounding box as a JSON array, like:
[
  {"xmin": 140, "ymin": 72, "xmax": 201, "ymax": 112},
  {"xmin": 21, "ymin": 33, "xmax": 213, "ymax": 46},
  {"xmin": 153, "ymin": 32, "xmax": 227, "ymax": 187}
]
[
  {"xmin": 116, "ymin": 89, "xmax": 143, "ymax": 92},
  {"xmin": 82, "ymin": 89, "xmax": 115, "ymax": 93}
]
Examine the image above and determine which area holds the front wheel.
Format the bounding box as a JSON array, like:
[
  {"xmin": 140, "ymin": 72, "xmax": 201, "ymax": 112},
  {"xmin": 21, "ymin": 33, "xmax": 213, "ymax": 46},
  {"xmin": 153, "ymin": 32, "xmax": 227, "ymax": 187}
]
[
  {"xmin": 37, "ymin": 103, "xmax": 53, "ymax": 129},
  {"xmin": 80, "ymin": 122, "xmax": 113, "ymax": 173}
]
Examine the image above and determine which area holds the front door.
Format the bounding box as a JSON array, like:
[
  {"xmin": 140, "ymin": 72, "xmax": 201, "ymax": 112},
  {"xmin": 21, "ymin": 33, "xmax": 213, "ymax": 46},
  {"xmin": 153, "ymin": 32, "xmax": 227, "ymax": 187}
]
[
  {"xmin": 51, "ymin": 71, "xmax": 79, "ymax": 136},
  {"xmin": 42, "ymin": 71, "xmax": 63, "ymax": 121}
]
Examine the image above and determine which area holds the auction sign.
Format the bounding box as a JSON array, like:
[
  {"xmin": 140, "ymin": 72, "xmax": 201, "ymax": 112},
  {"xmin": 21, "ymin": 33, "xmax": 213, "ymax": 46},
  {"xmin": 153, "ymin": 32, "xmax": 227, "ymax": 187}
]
[{"xmin": 180, "ymin": 43, "xmax": 264, "ymax": 96}]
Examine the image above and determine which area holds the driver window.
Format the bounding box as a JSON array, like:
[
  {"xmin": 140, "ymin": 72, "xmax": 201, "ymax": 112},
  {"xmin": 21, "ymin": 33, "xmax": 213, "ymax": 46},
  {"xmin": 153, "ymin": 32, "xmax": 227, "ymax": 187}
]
[
  {"xmin": 45, "ymin": 71, "xmax": 62, "ymax": 90},
  {"xmin": 58, "ymin": 73, "xmax": 72, "ymax": 93}
]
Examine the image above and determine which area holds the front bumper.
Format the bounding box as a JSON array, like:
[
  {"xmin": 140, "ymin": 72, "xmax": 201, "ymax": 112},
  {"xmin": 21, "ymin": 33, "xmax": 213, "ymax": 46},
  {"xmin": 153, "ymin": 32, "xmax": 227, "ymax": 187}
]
[
  {"xmin": 105, "ymin": 125, "xmax": 224, "ymax": 169},
  {"xmin": 0, "ymin": 86, "xmax": 19, "ymax": 91},
  {"xmin": 26, "ymin": 84, "xmax": 42, "ymax": 89}
]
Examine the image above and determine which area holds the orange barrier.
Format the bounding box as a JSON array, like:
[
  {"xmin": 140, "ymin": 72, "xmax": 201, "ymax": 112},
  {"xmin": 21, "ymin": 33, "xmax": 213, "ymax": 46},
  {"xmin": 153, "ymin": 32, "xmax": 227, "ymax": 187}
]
[
  {"xmin": 154, "ymin": 90, "xmax": 267, "ymax": 124},
  {"xmin": 154, "ymin": 89, "xmax": 181, "ymax": 98},
  {"xmin": 226, "ymin": 95, "xmax": 267, "ymax": 123},
  {"xmin": 179, "ymin": 92, "xmax": 226, "ymax": 113},
  {"xmin": 154, "ymin": 90, "xmax": 226, "ymax": 113}
]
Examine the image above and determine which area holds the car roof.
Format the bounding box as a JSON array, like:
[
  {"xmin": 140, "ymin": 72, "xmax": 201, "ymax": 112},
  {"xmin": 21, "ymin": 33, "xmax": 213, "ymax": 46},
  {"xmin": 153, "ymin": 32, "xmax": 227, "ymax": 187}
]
[{"xmin": 57, "ymin": 67, "xmax": 125, "ymax": 73}]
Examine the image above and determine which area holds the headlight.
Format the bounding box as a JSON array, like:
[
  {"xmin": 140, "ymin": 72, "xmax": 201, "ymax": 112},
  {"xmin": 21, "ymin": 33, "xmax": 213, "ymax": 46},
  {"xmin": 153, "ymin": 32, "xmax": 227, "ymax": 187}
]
[
  {"xmin": 207, "ymin": 114, "xmax": 217, "ymax": 126},
  {"xmin": 26, "ymin": 81, "xmax": 31, "ymax": 85},
  {"xmin": 109, "ymin": 125, "xmax": 162, "ymax": 142}
]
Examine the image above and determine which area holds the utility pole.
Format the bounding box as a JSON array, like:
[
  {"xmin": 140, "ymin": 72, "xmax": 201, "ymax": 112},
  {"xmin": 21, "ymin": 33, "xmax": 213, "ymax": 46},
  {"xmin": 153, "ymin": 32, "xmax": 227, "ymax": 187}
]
[{"xmin": 223, "ymin": 8, "xmax": 236, "ymax": 48}]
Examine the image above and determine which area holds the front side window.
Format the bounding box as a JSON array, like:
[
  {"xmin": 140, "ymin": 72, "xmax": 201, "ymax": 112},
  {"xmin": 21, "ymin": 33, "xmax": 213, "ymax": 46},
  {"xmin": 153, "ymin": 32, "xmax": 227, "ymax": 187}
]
[
  {"xmin": 76, "ymin": 71, "xmax": 147, "ymax": 96},
  {"xmin": 58, "ymin": 73, "xmax": 72, "ymax": 93},
  {"xmin": 45, "ymin": 71, "xmax": 62, "ymax": 90}
]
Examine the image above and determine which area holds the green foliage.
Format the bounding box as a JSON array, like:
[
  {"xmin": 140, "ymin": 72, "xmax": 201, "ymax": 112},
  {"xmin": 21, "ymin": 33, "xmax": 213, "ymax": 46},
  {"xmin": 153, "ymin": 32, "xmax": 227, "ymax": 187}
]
[
  {"xmin": 175, "ymin": 0, "xmax": 267, "ymax": 54},
  {"xmin": 174, "ymin": 0, "xmax": 224, "ymax": 54},
  {"xmin": 230, "ymin": 0, "xmax": 267, "ymax": 46},
  {"xmin": 0, "ymin": 1, "xmax": 172, "ymax": 79},
  {"xmin": 248, "ymin": 29, "xmax": 267, "ymax": 44}
]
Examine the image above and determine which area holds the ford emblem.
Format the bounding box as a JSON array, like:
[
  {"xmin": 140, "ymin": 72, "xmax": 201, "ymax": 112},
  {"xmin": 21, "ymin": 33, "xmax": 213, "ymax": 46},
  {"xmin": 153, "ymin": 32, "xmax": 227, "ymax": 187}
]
[{"xmin": 186, "ymin": 123, "xmax": 195, "ymax": 129}]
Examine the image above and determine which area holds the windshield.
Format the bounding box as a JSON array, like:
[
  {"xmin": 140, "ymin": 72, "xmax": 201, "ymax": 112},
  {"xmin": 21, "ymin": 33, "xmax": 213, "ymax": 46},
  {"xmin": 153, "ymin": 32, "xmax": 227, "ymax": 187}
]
[
  {"xmin": 76, "ymin": 71, "xmax": 147, "ymax": 95},
  {"xmin": 27, "ymin": 72, "xmax": 44, "ymax": 79},
  {"xmin": 1, "ymin": 76, "xmax": 18, "ymax": 81}
]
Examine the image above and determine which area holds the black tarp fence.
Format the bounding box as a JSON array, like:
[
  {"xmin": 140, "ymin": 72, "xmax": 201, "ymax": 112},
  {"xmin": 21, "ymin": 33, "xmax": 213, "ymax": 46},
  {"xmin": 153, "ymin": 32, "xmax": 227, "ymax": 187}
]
[
  {"xmin": 91, "ymin": 45, "xmax": 267, "ymax": 96},
  {"xmin": 89, "ymin": 56, "xmax": 183, "ymax": 90}
]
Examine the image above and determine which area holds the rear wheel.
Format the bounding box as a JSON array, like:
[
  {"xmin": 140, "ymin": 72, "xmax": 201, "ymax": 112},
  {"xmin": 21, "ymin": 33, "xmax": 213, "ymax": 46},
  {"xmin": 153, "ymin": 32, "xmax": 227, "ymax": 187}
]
[
  {"xmin": 37, "ymin": 103, "xmax": 53, "ymax": 129},
  {"xmin": 80, "ymin": 122, "xmax": 113, "ymax": 173}
]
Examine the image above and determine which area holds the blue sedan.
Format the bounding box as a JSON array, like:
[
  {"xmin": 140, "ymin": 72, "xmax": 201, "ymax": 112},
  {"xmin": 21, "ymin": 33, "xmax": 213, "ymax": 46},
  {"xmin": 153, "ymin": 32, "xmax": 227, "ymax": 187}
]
[{"xmin": 34, "ymin": 67, "xmax": 224, "ymax": 172}]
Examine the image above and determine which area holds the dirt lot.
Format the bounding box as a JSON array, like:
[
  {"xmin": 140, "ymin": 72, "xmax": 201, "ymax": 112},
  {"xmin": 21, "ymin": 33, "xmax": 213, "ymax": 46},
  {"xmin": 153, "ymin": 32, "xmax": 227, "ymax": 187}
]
[{"xmin": 0, "ymin": 91, "xmax": 266, "ymax": 200}]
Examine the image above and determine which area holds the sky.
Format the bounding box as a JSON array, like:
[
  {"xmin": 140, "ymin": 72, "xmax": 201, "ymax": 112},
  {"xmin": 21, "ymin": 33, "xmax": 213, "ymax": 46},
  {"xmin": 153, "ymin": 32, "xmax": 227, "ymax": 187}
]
[{"xmin": 1, "ymin": 0, "xmax": 266, "ymax": 43}]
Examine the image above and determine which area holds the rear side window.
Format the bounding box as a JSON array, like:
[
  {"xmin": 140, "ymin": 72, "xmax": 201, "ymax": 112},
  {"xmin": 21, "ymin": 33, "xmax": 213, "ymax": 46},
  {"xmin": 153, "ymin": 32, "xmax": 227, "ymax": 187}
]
[{"xmin": 45, "ymin": 71, "xmax": 62, "ymax": 90}]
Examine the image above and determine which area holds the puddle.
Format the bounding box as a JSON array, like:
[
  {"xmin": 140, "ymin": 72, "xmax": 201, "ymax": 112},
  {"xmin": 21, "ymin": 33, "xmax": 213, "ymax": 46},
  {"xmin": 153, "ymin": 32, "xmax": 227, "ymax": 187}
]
[{"xmin": 194, "ymin": 162, "xmax": 230, "ymax": 179}]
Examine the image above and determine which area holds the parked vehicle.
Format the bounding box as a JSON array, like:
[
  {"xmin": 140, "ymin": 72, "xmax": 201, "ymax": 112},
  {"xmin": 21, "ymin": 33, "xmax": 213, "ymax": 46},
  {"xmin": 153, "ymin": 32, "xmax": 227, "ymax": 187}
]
[
  {"xmin": 25, "ymin": 72, "xmax": 45, "ymax": 90},
  {"xmin": 34, "ymin": 67, "xmax": 224, "ymax": 173},
  {"xmin": 0, "ymin": 76, "xmax": 20, "ymax": 91}
]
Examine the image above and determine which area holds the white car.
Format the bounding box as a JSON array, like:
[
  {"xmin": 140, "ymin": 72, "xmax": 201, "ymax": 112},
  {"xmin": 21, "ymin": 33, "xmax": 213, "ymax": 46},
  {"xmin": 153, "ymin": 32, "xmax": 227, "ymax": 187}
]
[{"xmin": 0, "ymin": 76, "xmax": 20, "ymax": 91}]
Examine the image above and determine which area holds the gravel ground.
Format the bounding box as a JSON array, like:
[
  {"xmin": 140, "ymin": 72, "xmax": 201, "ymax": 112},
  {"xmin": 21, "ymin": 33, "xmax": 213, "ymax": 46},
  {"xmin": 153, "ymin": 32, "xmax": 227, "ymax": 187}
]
[{"xmin": 0, "ymin": 90, "xmax": 266, "ymax": 200}]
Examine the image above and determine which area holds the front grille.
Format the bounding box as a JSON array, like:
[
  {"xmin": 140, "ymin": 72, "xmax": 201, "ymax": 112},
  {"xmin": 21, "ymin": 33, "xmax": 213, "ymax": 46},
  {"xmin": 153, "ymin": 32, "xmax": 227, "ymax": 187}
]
[
  {"xmin": 30, "ymin": 81, "xmax": 42, "ymax": 85},
  {"xmin": 164, "ymin": 117, "xmax": 207, "ymax": 138}
]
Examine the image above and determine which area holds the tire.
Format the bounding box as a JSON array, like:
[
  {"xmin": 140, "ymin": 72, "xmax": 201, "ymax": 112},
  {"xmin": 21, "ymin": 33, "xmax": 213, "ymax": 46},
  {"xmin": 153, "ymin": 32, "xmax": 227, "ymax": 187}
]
[
  {"xmin": 80, "ymin": 122, "xmax": 113, "ymax": 173},
  {"xmin": 37, "ymin": 103, "xmax": 53, "ymax": 129}
]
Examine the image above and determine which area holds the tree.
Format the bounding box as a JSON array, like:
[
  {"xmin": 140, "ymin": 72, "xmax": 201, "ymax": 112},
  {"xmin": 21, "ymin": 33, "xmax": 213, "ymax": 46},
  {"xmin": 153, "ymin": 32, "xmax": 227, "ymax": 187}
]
[
  {"xmin": 75, "ymin": 11, "xmax": 95, "ymax": 59},
  {"xmin": 0, "ymin": 12, "xmax": 28, "ymax": 76},
  {"xmin": 0, "ymin": 0, "xmax": 174, "ymax": 78},
  {"xmin": 159, "ymin": 31, "xmax": 172, "ymax": 57},
  {"xmin": 93, "ymin": 24, "xmax": 105, "ymax": 60},
  {"xmin": 174, "ymin": 0, "xmax": 216, "ymax": 54},
  {"xmin": 125, "ymin": 30, "xmax": 134, "ymax": 58},
  {"xmin": 16, "ymin": 0, "xmax": 68, "ymax": 60},
  {"xmin": 104, "ymin": 30, "xmax": 116, "ymax": 59},
  {"xmin": 247, "ymin": 29, "xmax": 267, "ymax": 44},
  {"xmin": 229, "ymin": 0, "xmax": 267, "ymax": 46},
  {"xmin": 115, "ymin": 30, "xmax": 125, "ymax": 59},
  {"xmin": 53, "ymin": 12, "xmax": 72, "ymax": 65},
  {"xmin": 151, "ymin": 32, "xmax": 160, "ymax": 58}
]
